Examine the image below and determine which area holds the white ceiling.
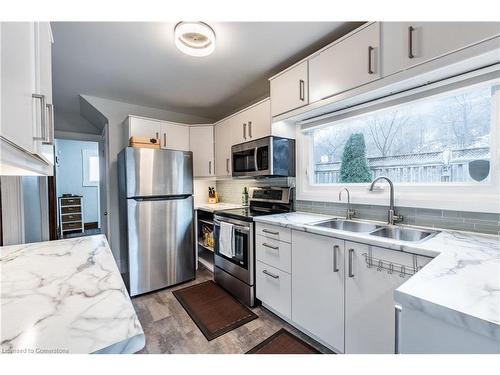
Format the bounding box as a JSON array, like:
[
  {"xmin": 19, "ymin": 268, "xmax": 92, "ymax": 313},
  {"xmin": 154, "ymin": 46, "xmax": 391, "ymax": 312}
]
[{"xmin": 51, "ymin": 22, "xmax": 363, "ymax": 121}]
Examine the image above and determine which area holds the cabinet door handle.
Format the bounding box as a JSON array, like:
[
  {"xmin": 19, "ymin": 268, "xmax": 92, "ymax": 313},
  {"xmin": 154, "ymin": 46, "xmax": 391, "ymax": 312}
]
[
  {"xmin": 262, "ymin": 243, "xmax": 279, "ymax": 250},
  {"xmin": 299, "ymin": 79, "xmax": 305, "ymax": 101},
  {"xmin": 243, "ymin": 123, "xmax": 247, "ymax": 140},
  {"xmin": 226, "ymin": 158, "xmax": 229, "ymax": 173},
  {"xmin": 262, "ymin": 269, "xmax": 279, "ymax": 279},
  {"xmin": 408, "ymin": 26, "xmax": 415, "ymax": 59},
  {"xmin": 248, "ymin": 121, "xmax": 252, "ymax": 138},
  {"xmin": 395, "ymin": 305, "xmax": 402, "ymax": 354},
  {"xmin": 333, "ymin": 244, "xmax": 340, "ymax": 272},
  {"xmin": 368, "ymin": 46, "xmax": 374, "ymax": 74},
  {"xmin": 208, "ymin": 161, "xmax": 212, "ymax": 175},
  {"xmin": 163, "ymin": 133, "xmax": 167, "ymax": 147},
  {"xmin": 43, "ymin": 103, "xmax": 55, "ymax": 145},
  {"xmin": 348, "ymin": 248, "xmax": 354, "ymax": 277},
  {"xmin": 32, "ymin": 94, "xmax": 47, "ymax": 142},
  {"xmin": 262, "ymin": 229, "xmax": 279, "ymax": 236},
  {"xmin": 155, "ymin": 132, "xmax": 159, "ymax": 140}
]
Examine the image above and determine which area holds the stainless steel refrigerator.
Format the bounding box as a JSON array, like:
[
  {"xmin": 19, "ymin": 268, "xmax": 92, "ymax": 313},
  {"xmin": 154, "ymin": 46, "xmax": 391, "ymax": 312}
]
[{"xmin": 118, "ymin": 147, "xmax": 195, "ymax": 296}]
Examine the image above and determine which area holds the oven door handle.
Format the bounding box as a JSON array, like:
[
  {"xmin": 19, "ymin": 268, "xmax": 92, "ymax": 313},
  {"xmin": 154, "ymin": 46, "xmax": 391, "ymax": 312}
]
[{"xmin": 214, "ymin": 219, "xmax": 250, "ymax": 233}]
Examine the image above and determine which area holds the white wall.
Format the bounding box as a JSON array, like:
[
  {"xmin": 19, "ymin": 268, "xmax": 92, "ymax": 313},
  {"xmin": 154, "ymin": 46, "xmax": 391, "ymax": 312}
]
[
  {"xmin": 81, "ymin": 95, "xmax": 212, "ymax": 269},
  {"xmin": 55, "ymin": 139, "xmax": 100, "ymax": 225},
  {"xmin": 55, "ymin": 109, "xmax": 102, "ymax": 135}
]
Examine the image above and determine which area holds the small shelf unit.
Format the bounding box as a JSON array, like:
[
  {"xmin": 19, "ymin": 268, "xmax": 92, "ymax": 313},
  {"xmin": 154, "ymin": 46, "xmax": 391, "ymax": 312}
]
[
  {"xmin": 196, "ymin": 209, "xmax": 215, "ymax": 272},
  {"xmin": 58, "ymin": 196, "xmax": 84, "ymax": 238}
]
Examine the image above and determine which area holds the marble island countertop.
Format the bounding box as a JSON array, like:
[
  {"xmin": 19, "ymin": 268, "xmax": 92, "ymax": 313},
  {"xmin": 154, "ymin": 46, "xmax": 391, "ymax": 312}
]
[
  {"xmin": 253, "ymin": 212, "xmax": 500, "ymax": 343},
  {"xmin": 1, "ymin": 235, "xmax": 145, "ymax": 354}
]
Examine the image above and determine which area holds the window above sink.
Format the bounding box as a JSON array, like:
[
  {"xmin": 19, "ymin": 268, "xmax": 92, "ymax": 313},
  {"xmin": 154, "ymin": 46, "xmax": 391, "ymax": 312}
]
[{"xmin": 296, "ymin": 74, "xmax": 500, "ymax": 213}]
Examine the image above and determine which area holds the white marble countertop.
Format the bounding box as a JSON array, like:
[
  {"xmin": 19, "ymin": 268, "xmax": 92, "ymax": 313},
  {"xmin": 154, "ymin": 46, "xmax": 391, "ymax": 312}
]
[
  {"xmin": 195, "ymin": 202, "xmax": 243, "ymax": 213},
  {"xmin": 253, "ymin": 212, "xmax": 500, "ymax": 342},
  {"xmin": 1, "ymin": 235, "xmax": 145, "ymax": 354}
]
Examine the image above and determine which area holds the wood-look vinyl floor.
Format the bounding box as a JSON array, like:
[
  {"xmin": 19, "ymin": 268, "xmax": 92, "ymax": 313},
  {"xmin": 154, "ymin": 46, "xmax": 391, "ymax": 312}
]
[{"xmin": 132, "ymin": 267, "xmax": 332, "ymax": 354}]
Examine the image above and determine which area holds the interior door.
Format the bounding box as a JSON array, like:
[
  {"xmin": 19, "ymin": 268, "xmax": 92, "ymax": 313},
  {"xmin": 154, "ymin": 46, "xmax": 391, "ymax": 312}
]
[
  {"xmin": 127, "ymin": 196, "xmax": 194, "ymax": 296},
  {"xmin": 99, "ymin": 126, "xmax": 109, "ymax": 237}
]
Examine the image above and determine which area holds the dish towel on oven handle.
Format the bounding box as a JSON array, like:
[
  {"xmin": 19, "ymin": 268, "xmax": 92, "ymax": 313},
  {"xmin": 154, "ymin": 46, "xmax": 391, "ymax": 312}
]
[{"xmin": 219, "ymin": 221, "xmax": 235, "ymax": 258}]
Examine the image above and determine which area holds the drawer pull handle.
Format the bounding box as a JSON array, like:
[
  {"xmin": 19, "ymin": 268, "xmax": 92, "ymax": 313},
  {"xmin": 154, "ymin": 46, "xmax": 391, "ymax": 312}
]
[
  {"xmin": 262, "ymin": 269, "xmax": 279, "ymax": 279},
  {"xmin": 262, "ymin": 229, "xmax": 279, "ymax": 235},
  {"xmin": 262, "ymin": 243, "xmax": 279, "ymax": 250}
]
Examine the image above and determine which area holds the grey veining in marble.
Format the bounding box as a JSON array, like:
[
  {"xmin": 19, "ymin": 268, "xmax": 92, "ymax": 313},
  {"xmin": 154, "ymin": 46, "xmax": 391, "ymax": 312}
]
[
  {"xmin": 1, "ymin": 235, "xmax": 145, "ymax": 354},
  {"xmin": 254, "ymin": 212, "xmax": 500, "ymax": 342}
]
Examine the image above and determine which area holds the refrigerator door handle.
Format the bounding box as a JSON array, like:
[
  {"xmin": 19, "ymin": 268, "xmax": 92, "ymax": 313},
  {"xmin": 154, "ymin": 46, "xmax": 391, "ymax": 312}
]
[{"xmin": 131, "ymin": 194, "xmax": 192, "ymax": 201}]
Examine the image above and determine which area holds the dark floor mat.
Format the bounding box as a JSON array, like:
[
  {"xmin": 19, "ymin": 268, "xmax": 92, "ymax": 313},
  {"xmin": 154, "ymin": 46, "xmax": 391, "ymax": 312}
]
[
  {"xmin": 246, "ymin": 328, "xmax": 321, "ymax": 354},
  {"xmin": 172, "ymin": 280, "xmax": 258, "ymax": 341}
]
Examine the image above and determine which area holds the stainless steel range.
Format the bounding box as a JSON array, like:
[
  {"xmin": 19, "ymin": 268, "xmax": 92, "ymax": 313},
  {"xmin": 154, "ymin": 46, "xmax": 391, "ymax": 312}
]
[{"xmin": 213, "ymin": 187, "xmax": 293, "ymax": 306}]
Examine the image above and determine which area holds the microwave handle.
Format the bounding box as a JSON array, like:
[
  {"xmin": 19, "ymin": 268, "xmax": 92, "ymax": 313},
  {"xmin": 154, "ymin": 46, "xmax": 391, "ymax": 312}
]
[{"xmin": 253, "ymin": 147, "xmax": 259, "ymax": 172}]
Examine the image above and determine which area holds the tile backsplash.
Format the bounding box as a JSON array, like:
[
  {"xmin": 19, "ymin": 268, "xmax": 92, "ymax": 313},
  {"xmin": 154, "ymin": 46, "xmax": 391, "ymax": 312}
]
[
  {"xmin": 296, "ymin": 200, "xmax": 500, "ymax": 235},
  {"xmin": 215, "ymin": 177, "xmax": 295, "ymax": 205},
  {"xmin": 215, "ymin": 178, "xmax": 499, "ymax": 235}
]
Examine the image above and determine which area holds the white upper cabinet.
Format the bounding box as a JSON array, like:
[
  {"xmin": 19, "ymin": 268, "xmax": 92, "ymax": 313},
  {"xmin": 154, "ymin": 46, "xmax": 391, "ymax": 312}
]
[
  {"xmin": 230, "ymin": 99, "xmax": 271, "ymax": 145},
  {"xmin": 125, "ymin": 116, "xmax": 190, "ymax": 152},
  {"xmin": 381, "ymin": 22, "xmax": 500, "ymax": 76},
  {"xmin": 291, "ymin": 230, "xmax": 345, "ymax": 352},
  {"xmin": 241, "ymin": 99, "xmax": 271, "ymax": 140},
  {"xmin": 35, "ymin": 22, "xmax": 55, "ymax": 166},
  {"xmin": 1, "ymin": 22, "xmax": 54, "ymax": 176},
  {"xmin": 309, "ymin": 22, "xmax": 381, "ymax": 103},
  {"xmin": 126, "ymin": 116, "xmax": 162, "ymax": 142},
  {"xmin": 160, "ymin": 121, "xmax": 190, "ymax": 151},
  {"xmin": 189, "ymin": 125, "xmax": 214, "ymax": 177},
  {"xmin": 270, "ymin": 61, "xmax": 308, "ymax": 117},
  {"xmin": 1, "ymin": 22, "xmax": 37, "ymax": 154},
  {"xmin": 214, "ymin": 119, "xmax": 232, "ymax": 177}
]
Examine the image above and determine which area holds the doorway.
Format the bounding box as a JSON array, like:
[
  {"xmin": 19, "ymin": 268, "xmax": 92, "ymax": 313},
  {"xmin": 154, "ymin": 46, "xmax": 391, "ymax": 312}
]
[{"xmin": 54, "ymin": 138, "xmax": 103, "ymax": 239}]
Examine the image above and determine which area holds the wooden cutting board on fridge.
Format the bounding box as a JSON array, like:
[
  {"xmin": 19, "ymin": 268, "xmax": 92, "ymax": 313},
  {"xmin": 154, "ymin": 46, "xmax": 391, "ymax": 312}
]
[{"xmin": 128, "ymin": 136, "xmax": 161, "ymax": 149}]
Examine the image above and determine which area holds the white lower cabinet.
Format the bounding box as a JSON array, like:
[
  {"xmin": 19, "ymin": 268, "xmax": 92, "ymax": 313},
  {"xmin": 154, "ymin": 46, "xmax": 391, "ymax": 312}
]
[
  {"xmin": 256, "ymin": 261, "xmax": 291, "ymax": 319},
  {"xmin": 344, "ymin": 241, "xmax": 432, "ymax": 353},
  {"xmin": 255, "ymin": 224, "xmax": 434, "ymax": 353},
  {"xmin": 291, "ymin": 230, "xmax": 345, "ymax": 352}
]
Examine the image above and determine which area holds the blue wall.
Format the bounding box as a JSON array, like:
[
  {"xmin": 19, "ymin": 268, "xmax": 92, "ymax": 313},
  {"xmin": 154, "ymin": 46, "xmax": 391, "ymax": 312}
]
[{"xmin": 55, "ymin": 139, "xmax": 100, "ymax": 225}]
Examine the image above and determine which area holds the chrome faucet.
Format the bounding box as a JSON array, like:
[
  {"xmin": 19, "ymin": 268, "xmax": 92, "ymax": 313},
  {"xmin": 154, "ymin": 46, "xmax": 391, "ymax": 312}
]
[
  {"xmin": 338, "ymin": 188, "xmax": 355, "ymax": 220},
  {"xmin": 369, "ymin": 176, "xmax": 403, "ymax": 225}
]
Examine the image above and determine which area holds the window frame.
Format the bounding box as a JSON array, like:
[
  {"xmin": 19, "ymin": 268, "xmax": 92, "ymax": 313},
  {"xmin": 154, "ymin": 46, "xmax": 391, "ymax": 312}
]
[
  {"xmin": 296, "ymin": 80, "xmax": 500, "ymax": 213},
  {"xmin": 82, "ymin": 149, "xmax": 99, "ymax": 187}
]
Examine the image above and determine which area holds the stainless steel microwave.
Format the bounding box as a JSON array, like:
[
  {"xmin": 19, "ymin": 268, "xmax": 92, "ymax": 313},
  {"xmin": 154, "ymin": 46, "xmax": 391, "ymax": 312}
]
[{"xmin": 231, "ymin": 136, "xmax": 295, "ymax": 178}]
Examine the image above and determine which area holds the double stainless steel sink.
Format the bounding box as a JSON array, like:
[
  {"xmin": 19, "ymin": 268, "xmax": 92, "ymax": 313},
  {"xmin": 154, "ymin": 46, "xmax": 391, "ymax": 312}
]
[{"xmin": 312, "ymin": 218, "xmax": 438, "ymax": 243}]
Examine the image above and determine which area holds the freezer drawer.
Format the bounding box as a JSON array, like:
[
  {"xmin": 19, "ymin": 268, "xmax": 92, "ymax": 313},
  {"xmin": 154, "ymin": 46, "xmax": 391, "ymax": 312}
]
[{"xmin": 126, "ymin": 196, "xmax": 195, "ymax": 296}]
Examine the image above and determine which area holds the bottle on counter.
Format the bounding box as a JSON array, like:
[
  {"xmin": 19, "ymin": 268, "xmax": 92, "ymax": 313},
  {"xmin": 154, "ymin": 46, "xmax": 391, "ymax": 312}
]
[{"xmin": 242, "ymin": 187, "xmax": 249, "ymax": 207}]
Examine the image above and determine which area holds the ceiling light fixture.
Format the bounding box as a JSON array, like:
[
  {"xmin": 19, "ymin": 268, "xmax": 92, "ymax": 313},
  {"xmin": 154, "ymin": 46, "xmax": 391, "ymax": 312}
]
[{"xmin": 174, "ymin": 22, "xmax": 216, "ymax": 57}]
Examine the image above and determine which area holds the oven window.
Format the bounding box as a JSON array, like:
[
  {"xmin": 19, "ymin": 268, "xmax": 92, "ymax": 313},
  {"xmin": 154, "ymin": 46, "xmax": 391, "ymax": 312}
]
[
  {"xmin": 233, "ymin": 149, "xmax": 256, "ymax": 173},
  {"xmin": 214, "ymin": 224, "xmax": 249, "ymax": 269},
  {"xmin": 256, "ymin": 146, "xmax": 269, "ymax": 171}
]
